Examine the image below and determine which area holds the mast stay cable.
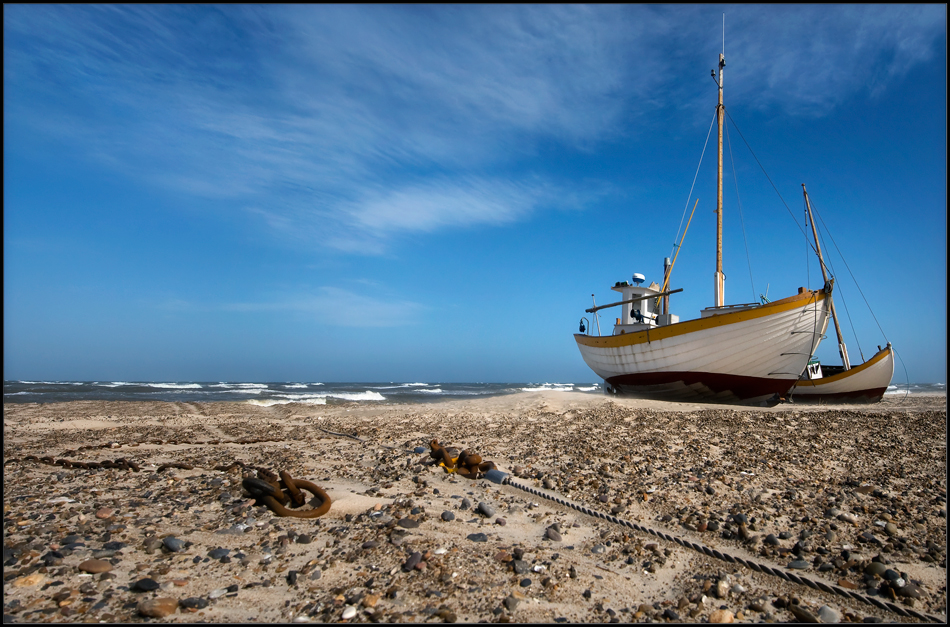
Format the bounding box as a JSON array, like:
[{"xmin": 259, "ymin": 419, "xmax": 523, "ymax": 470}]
[
  {"xmin": 804, "ymin": 198, "xmax": 811, "ymax": 288},
  {"xmin": 808, "ymin": 198, "xmax": 889, "ymax": 345},
  {"xmin": 724, "ymin": 110, "xmax": 817, "ymax": 256},
  {"xmin": 724, "ymin": 120, "xmax": 756, "ymax": 303},
  {"xmin": 724, "ymin": 110, "xmax": 889, "ymax": 362},
  {"xmin": 671, "ymin": 111, "xmax": 718, "ymax": 262},
  {"xmin": 812, "ymin": 206, "xmax": 865, "ymax": 362}
]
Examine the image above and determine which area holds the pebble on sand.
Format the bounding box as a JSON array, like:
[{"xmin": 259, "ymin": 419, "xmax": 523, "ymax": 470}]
[
  {"xmin": 3, "ymin": 389, "xmax": 945, "ymax": 624},
  {"xmin": 12, "ymin": 573, "xmax": 46, "ymax": 588},
  {"xmin": 403, "ymin": 552, "xmax": 422, "ymax": 572},
  {"xmin": 179, "ymin": 597, "xmax": 209, "ymax": 610},
  {"xmin": 163, "ymin": 536, "xmax": 186, "ymax": 552},
  {"xmin": 95, "ymin": 507, "xmax": 114, "ymax": 520},
  {"xmin": 709, "ymin": 609, "xmax": 734, "ymax": 623},
  {"xmin": 715, "ymin": 579, "xmax": 730, "ymax": 599},
  {"xmin": 817, "ymin": 605, "xmax": 841, "ymax": 623},
  {"xmin": 865, "ymin": 562, "xmax": 887, "ymax": 577},
  {"xmin": 132, "ymin": 578, "xmax": 161, "ymax": 592},
  {"xmin": 78, "ymin": 559, "xmax": 112, "ymax": 574},
  {"xmin": 138, "ymin": 598, "xmax": 178, "ymax": 618}
]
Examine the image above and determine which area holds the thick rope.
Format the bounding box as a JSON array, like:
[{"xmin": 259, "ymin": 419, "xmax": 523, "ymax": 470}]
[
  {"xmin": 310, "ymin": 428, "xmax": 944, "ymax": 621},
  {"xmin": 502, "ymin": 477, "xmax": 943, "ymax": 623},
  {"xmin": 25, "ymin": 426, "xmax": 938, "ymax": 622}
]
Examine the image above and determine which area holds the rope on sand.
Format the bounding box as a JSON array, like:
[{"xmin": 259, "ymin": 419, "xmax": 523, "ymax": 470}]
[
  {"xmin": 499, "ymin": 475, "xmax": 944, "ymax": 623},
  {"xmin": 311, "ymin": 426, "xmax": 944, "ymax": 622}
]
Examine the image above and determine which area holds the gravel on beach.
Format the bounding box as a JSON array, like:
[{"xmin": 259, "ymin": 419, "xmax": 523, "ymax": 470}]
[{"xmin": 3, "ymin": 392, "xmax": 946, "ymax": 623}]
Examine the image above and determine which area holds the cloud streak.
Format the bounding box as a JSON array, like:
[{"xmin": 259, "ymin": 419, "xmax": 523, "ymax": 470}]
[
  {"xmin": 4, "ymin": 5, "xmax": 944, "ymax": 252},
  {"xmin": 159, "ymin": 286, "xmax": 426, "ymax": 328}
]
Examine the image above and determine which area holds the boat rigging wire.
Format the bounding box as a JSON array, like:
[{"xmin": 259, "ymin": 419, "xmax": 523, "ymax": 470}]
[
  {"xmin": 724, "ymin": 110, "xmax": 899, "ymax": 390},
  {"xmin": 655, "ymin": 200, "xmax": 698, "ymax": 312},
  {"xmin": 808, "ymin": 197, "xmax": 890, "ymax": 346},
  {"xmin": 811, "ymin": 204, "xmax": 865, "ymax": 362},
  {"xmin": 804, "ymin": 288, "xmax": 826, "ymax": 380},
  {"xmin": 671, "ymin": 111, "xmax": 718, "ymax": 261},
  {"xmin": 724, "ymin": 110, "xmax": 818, "ymax": 257},
  {"xmin": 892, "ymin": 346, "xmax": 911, "ymax": 405},
  {"xmin": 804, "ymin": 199, "xmax": 812, "ymax": 289},
  {"xmin": 724, "ymin": 119, "xmax": 756, "ymax": 302},
  {"xmin": 723, "ymin": 112, "xmax": 891, "ymax": 365}
]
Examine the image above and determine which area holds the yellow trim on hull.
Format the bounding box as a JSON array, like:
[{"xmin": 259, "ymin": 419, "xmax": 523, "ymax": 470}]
[
  {"xmin": 795, "ymin": 346, "xmax": 893, "ymax": 389},
  {"xmin": 575, "ymin": 289, "xmax": 827, "ymax": 349}
]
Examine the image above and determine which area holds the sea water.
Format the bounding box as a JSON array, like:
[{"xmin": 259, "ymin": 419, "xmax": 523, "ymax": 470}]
[
  {"xmin": 883, "ymin": 382, "xmax": 946, "ymax": 396},
  {"xmin": 4, "ymin": 380, "xmax": 941, "ymax": 405},
  {"xmin": 2, "ymin": 380, "xmax": 603, "ymax": 405}
]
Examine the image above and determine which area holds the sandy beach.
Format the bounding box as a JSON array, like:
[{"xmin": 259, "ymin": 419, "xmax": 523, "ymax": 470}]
[{"xmin": 3, "ymin": 391, "xmax": 946, "ymax": 623}]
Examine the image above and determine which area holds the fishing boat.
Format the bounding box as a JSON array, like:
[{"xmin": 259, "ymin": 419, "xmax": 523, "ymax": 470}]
[
  {"xmin": 573, "ymin": 50, "xmax": 833, "ymax": 406},
  {"xmin": 789, "ymin": 185, "xmax": 895, "ymax": 403}
]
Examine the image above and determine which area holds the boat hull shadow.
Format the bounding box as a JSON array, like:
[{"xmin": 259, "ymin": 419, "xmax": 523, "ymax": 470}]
[{"xmin": 604, "ymin": 372, "xmax": 794, "ymax": 406}]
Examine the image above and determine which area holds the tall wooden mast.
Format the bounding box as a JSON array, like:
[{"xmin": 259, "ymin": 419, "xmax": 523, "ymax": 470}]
[
  {"xmin": 802, "ymin": 184, "xmax": 851, "ymax": 370},
  {"xmin": 714, "ymin": 52, "xmax": 725, "ymax": 308}
]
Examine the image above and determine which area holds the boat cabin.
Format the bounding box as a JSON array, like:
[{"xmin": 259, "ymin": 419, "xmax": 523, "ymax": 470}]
[{"xmin": 611, "ymin": 273, "xmax": 679, "ymax": 335}]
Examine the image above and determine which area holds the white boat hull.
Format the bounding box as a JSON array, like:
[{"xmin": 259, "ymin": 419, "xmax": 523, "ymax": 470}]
[
  {"xmin": 574, "ymin": 289, "xmax": 831, "ymax": 405},
  {"xmin": 791, "ymin": 345, "xmax": 894, "ymax": 403}
]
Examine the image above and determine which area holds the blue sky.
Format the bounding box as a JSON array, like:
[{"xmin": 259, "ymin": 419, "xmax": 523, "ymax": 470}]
[{"xmin": 4, "ymin": 5, "xmax": 946, "ymax": 384}]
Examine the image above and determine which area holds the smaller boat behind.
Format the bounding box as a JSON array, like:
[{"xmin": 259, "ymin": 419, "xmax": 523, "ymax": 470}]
[{"xmin": 790, "ymin": 185, "xmax": 895, "ymax": 403}]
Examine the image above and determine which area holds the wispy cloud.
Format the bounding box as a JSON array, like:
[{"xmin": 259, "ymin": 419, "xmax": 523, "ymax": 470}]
[
  {"xmin": 4, "ymin": 5, "xmax": 944, "ymax": 251},
  {"xmin": 159, "ymin": 286, "xmax": 425, "ymax": 327},
  {"xmin": 716, "ymin": 5, "xmax": 946, "ymax": 115}
]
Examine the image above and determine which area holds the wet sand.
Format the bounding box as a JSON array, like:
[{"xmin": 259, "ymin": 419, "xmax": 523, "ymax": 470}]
[{"xmin": 3, "ymin": 392, "xmax": 946, "ymax": 623}]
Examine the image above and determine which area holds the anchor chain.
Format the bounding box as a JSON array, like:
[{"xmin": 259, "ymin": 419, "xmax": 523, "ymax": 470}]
[
  {"xmin": 6, "ymin": 455, "xmax": 331, "ymax": 519},
  {"xmin": 428, "ymin": 440, "xmax": 497, "ymax": 479},
  {"xmin": 241, "ymin": 468, "xmax": 331, "ymax": 519}
]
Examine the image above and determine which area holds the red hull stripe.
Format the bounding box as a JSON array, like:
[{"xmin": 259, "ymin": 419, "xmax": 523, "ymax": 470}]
[
  {"xmin": 790, "ymin": 387, "xmax": 888, "ymax": 404},
  {"xmin": 605, "ymin": 371, "xmax": 796, "ymax": 404}
]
